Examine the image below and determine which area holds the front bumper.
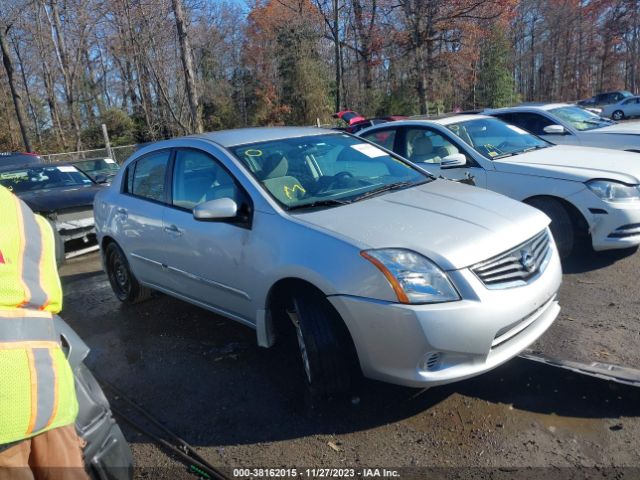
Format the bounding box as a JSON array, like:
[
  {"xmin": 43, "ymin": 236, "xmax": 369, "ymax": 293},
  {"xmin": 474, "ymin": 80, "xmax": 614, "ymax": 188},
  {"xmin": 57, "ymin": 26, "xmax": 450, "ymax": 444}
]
[
  {"xmin": 568, "ymin": 190, "xmax": 640, "ymax": 251},
  {"xmin": 329, "ymin": 245, "xmax": 562, "ymax": 388}
]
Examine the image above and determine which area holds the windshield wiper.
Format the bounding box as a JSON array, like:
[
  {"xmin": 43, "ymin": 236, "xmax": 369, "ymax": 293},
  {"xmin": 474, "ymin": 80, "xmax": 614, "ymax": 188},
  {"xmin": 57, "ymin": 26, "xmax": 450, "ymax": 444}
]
[
  {"xmin": 288, "ymin": 198, "xmax": 351, "ymax": 211},
  {"xmin": 352, "ymin": 180, "xmax": 424, "ymax": 202}
]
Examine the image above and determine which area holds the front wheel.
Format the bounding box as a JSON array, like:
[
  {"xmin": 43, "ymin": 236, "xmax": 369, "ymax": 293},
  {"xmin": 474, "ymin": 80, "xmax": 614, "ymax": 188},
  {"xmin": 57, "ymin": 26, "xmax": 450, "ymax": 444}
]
[
  {"xmin": 284, "ymin": 287, "xmax": 359, "ymax": 398},
  {"xmin": 105, "ymin": 242, "xmax": 152, "ymax": 304},
  {"xmin": 526, "ymin": 197, "xmax": 574, "ymax": 259},
  {"xmin": 612, "ymin": 110, "xmax": 625, "ymax": 121}
]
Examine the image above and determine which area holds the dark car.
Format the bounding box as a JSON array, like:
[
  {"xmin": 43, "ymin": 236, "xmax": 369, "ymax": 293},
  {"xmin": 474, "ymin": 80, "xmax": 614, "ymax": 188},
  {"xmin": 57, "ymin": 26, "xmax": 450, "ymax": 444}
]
[
  {"xmin": 72, "ymin": 157, "xmax": 121, "ymax": 184},
  {"xmin": 56, "ymin": 317, "xmax": 134, "ymax": 480},
  {"xmin": 578, "ymin": 91, "xmax": 634, "ymax": 109},
  {"xmin": 333, "ymin": 110, "xmax": 406, "ymax": 134},
  {"xmin": 0, "ymin": 163, "xmax": 106, "ymax": 263}
]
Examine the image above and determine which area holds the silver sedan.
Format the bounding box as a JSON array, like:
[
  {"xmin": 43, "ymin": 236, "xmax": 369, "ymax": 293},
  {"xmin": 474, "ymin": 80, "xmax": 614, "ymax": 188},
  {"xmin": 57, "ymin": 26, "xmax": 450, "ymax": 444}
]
[
  {"xmin": 601, "ymin": 96, "xmax": 640, "ymax": 121},
  {"xmin": 94, "ymin": 127, "xmax": 561, "ymax": 395}
]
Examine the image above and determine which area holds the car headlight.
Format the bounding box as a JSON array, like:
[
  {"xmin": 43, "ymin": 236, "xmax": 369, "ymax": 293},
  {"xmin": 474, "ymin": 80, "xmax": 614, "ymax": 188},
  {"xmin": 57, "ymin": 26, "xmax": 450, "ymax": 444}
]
[
  {"xmin": 361, "ymin": 249, "xmax": 460, "ymax": 304},
  {"xmin": 587, "ymin": 180, "xmax": 640, "ymax": 203}
]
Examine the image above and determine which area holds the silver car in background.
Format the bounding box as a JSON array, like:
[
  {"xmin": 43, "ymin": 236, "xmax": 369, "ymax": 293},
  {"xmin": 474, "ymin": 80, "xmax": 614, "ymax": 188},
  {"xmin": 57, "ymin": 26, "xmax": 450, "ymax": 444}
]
[
  {"xmin": 489, "ymin": 104, "xmax": 640, "ymax": 152},
  {"xmin": 94, "ymin": 127, "xmax": 562, "ymax": 395},
  {"xmin": 601, "ymin": 96, "xmax": 640, "ymax": 121}
]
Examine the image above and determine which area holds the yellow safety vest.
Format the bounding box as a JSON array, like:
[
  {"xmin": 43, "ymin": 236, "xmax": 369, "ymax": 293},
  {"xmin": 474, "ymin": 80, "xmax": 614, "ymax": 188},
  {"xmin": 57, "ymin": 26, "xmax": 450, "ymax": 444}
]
[{"xmin": 0, "ymin": 185, "xmax": 78, "ymax": 445}]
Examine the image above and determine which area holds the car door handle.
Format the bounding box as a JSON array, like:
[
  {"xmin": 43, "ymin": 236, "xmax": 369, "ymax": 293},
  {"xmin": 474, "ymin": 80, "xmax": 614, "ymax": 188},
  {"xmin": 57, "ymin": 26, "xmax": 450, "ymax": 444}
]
[
  {"xmin": 116, "ymin": 207, "xmax": 128, "ymax": 218},
  {"xmin": 164, "ymin": 224, "xmax": 183, "ymax": 236}
]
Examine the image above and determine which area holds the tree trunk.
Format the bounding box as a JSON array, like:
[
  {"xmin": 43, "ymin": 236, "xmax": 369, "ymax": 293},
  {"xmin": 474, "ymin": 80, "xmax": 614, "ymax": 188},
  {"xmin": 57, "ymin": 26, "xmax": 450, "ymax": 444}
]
[
  {"xmin": 48, "ymin": 0, "xmax": 82, "ymax": 151},
  {"xmin": 13, "ymin": 39, "xmax": 42, "ymax": 147},
  {"xmin": 333, "ymin": 0, "xmax": 342, "ymax": 112},
  {"xmin": 0, "ymin": 27, "xmax": 32, "ymax": 152},
  {"xmin": 171, "ymin": 0, "xmax": 203, "ymax": 133}
]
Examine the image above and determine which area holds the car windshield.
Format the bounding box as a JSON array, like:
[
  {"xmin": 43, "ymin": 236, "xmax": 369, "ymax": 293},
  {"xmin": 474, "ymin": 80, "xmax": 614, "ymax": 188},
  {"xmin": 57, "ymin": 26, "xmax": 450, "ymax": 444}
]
[
  {"xmin": 446, "ymin": 117, "xmax": 550, "ymax": 160},
  {"xmin": 549, "ymin": 106, "xmax": 614, "ymax": 131},
  {"xmin": 230, "ymin": 133, "xmax": 430, "ymax": 209},
  {"xmin": 73, "ymin": 158, "xmax": 120, "ymax": 180},
  {"xmin": 0, "ymin": 165, "xmax": 93, "ymax": 193}
]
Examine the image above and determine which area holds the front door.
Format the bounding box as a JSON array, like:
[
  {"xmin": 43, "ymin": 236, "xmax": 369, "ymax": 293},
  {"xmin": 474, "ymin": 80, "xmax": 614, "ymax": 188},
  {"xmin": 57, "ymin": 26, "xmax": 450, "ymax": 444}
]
[
  {"xmin": 400, "ymin": 127, "xmax": 487, "ymax": 188},
  {"xmin": 162, "ymin": 148, "xmax": 255, "ymax": 321}
]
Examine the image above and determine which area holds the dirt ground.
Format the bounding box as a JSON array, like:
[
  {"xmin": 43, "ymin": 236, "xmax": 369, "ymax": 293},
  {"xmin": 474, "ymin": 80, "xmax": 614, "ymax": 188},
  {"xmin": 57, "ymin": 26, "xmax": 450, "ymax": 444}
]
[{"xmin": 59, "ymin": 251, "xmax": 640, "ymax": 479}]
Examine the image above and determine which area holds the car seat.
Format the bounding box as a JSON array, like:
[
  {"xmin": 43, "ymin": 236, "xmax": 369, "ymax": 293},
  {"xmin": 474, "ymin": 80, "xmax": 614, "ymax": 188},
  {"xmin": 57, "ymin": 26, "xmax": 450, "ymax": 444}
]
[
  {"xmin": 259, "ymin": 154, "xmax": 305, "ymax": 204},
  {"xmin": 410, "ymin": 136, "xmax": 440, "ymax": 163}
]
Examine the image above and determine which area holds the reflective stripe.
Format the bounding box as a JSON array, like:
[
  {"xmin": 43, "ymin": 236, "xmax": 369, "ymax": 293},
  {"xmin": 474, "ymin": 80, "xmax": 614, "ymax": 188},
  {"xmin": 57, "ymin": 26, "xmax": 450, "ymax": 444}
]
[
  {"xmin": 17, "ymin": 200, "xmax": 48, "ymax": 310},
  {"xmin": 28, "ymin": 348, "xmax": 56, "ymax": 434},
  {"xmin": 0, "ymin": 315, "xmax": 58, "ymax": 343},
  {"xmin": 25, "ymin": 349, "xmax": 38, "ymax": 434}
]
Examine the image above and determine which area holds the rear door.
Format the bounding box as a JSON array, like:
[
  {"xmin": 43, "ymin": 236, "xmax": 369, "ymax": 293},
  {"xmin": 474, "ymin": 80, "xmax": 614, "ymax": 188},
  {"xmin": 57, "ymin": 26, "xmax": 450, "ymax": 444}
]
[
  {"xmin": 162, "ymin": 148, "xmax": 255, "ymax": 320},
  {"xmin": 115, "ymin": 150, "xmax": 172, "ymax": 289}
]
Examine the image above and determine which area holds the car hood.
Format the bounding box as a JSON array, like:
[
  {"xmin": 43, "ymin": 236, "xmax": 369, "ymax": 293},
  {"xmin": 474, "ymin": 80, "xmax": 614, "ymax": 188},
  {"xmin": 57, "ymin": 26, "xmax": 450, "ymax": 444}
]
[
  {"xmin": 294, "ymin": 179, "xmax": 549, "ymax": 270},
  {"xmin": 494, "ymin": 145, "xmax": 640, "ymax": 183},
  {"xmin": 585, "ymin": 122, "xmax": 640, "ymax": 135},
  {"xmin": 18, "ymin": 184, "xmax": 104, "ymax": 213}
]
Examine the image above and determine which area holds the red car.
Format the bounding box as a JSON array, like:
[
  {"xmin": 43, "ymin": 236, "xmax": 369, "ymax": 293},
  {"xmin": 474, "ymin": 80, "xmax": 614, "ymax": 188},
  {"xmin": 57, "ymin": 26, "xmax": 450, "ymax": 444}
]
[{"xmin": 333, "ymin": 110, "xmax": 406, "ymax": 134}]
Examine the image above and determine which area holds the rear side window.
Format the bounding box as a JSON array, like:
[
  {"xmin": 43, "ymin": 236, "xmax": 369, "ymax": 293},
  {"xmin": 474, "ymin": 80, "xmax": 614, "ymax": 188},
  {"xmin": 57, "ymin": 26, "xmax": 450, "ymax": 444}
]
[
  {"xmin": 130, "ymin": 151, "xmax": 170, "ymax": 202},
  {"xmin": 496, "ymin": 112, "xmax": 553, "ymax": 136}
]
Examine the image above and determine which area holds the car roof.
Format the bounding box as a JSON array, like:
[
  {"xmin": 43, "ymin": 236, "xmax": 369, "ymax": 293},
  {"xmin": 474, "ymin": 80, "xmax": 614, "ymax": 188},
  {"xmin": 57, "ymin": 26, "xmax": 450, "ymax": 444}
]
[
  {"xmin": 0, "ymin": 162, "xmax": 75, "ymax": 173},
  {"xmin": 189, "ymin": 127, "xmax": 337, "ymax": 148},
  {"xmin": 489, "ymin": 103, "xmax": 573, "ymax": 112}
]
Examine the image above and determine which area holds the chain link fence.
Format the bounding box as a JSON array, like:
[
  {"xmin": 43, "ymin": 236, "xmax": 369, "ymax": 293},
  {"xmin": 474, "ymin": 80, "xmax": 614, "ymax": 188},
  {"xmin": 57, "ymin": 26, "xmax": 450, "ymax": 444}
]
[{"xmin": 40, "ymin": 145, "xmax": 139, "ymax": 165}]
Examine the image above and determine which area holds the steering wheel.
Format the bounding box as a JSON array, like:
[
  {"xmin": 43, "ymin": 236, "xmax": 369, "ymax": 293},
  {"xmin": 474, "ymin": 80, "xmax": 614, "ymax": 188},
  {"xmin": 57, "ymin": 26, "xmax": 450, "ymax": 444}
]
[
  {"xmin": 497, "ymin": 141, "xmax": 518, "ymax": 151},
  {"xmin": 320, "ymin": 171, "xmax": 354, "ymax": 193}
]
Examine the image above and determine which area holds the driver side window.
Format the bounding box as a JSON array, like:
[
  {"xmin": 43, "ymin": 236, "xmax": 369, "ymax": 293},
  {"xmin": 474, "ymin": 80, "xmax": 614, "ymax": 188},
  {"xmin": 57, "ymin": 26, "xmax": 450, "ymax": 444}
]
[
  {"xmin": 172, "ymin": 149, "xmax": 242, "ymax": 210},
  {"xmin": 404, "ymin": 128, "xmax": 461, "ymax": 164}
]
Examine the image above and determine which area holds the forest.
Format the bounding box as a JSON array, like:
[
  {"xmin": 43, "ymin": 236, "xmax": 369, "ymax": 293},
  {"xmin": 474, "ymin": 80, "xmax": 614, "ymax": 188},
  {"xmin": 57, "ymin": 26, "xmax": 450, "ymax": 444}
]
[{"xmin": 0, "ymin": 0, "xmax": 638, "ymax": 154}]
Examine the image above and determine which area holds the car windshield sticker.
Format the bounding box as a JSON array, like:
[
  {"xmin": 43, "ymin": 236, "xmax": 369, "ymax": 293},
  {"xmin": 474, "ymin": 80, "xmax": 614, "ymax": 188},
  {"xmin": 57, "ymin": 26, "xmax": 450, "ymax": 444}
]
[
  {"xmin": 506, "ymin": 125, "xmax": 529, "ymax": 135},
  {"xmin": 245, "ymin": 149, "xmax": 262, "ymax": 157},
  {"xmin": 351, "ymin": 143, "xmax": 387, "ymax": 158},
  {"xmin": 284, "ymin": 183, "xmax": 305, "ymax": 199},
  {"xmin": 104, "ymin": 158, "xmax": 116, "ymax": 164},
  {"xmin": 57, "ymin": 165, "xmax": 77, "ymax": 173}
]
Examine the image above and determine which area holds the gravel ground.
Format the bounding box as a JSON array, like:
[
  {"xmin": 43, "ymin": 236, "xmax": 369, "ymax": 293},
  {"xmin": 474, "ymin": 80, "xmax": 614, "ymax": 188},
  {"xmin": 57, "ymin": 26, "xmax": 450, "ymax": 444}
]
[{"xmin": 59, "ymin": 252, "xmax": 640, "ymax": 479}]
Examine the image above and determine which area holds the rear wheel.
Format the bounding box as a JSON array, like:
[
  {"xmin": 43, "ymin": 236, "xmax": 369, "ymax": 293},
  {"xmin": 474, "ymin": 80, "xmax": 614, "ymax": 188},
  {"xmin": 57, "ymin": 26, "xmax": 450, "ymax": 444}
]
[
  {"xmin": 105, "ymin": 242, "xmax": 152, "ymax": 304},
  {"xmin": 612, "ymin": 110, "xmax": 625, "ymax": 121},
  {"xmin": 280, "ymin": 286, "xmax": 359, "ymax": 398},
  {"xmin": 526, "ymin": 197, "xmax": 574, "ymax": 259}
]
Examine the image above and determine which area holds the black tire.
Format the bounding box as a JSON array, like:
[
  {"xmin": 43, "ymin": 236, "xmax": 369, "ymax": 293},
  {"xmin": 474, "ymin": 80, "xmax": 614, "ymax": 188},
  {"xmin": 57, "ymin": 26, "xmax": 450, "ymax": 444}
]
[
  {"xmin": 105, "ymin": 242, "xmax": 152, "ymax": 304},
  {"xmin": 284, "ymin": 286, "xmax": 359, "ymax": 398},
  {"xmin": 47, "ymin": 219, "xmax": 65, "ymax": 268},
  {"xmin": 612, "ymin": 110, "xmax": 625, "ymax": 121},
  {"xmin": 527, "ymin": 197, "xmax": 574, "ymax": 259}
]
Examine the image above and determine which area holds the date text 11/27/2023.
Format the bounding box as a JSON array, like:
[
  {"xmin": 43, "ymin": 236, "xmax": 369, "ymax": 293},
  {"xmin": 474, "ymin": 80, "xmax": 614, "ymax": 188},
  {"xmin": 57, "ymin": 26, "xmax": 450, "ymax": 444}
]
[{"xmin": 232, "ymin": 468, "xmax": 400, "ymax": 478}]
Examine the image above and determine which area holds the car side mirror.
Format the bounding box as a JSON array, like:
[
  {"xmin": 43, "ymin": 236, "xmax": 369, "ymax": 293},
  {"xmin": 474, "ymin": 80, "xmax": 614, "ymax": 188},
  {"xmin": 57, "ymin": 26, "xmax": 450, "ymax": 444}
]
[
  {"xmin": 95, "ymin": 174, "xmax": 108, "ymax": 184},
  {"xmin": 193, "ymin": 198, "xmax": 238, "ymax": 221},
  {"xmin": 441, "ymin": 153, "xmax": 467, "ymax": 169},
  {"xmin": 543, "ymin": 124, "xmax": 566, "ymax": 135}
]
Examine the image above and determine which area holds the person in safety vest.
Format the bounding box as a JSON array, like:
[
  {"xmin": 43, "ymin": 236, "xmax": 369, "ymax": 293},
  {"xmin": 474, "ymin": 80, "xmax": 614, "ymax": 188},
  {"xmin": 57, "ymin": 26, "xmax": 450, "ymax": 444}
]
[{"xmin": 0, "ymin": 185, "xmax": 88, "ymax": 480}]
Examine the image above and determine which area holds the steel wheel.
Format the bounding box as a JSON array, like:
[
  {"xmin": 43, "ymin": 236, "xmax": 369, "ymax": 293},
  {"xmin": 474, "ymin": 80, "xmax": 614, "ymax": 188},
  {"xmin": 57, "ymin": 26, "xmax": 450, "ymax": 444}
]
[{"xmin": 105, "ymin": 242, "xmax": 152, "ymax": 304}]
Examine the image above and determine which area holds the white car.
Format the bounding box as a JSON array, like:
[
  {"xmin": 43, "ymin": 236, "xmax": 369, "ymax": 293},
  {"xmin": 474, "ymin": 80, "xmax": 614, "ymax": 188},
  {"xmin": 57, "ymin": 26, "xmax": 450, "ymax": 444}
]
[
  {"xmin": 487, "ymin": 103, "xmax": 640, "ymax": 153},
  {"xmin": 359, "ymin": 116, "xmax": 640, "ymax": 258},
  {"xmin": 601, "ymin": 96, "xmax": 640, "ymax": 121}
]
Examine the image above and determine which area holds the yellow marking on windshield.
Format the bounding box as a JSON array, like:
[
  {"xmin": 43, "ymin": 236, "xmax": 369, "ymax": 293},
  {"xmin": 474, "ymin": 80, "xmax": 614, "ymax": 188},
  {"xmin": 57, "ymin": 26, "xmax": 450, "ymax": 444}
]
[
  {"xmin": 245, "ymin": 149, "xmax": 263, "ymax": 157},
  {"xmin": 284, "ymin": 184, "xmax": 306, "ymax": 199}
]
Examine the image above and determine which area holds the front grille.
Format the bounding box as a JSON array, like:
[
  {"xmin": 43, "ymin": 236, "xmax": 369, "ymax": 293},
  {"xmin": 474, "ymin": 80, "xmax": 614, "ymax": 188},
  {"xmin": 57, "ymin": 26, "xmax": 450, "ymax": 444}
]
[{"xmin": 472, "ymin": 229, "xmax": 551, "ymax": 289}]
